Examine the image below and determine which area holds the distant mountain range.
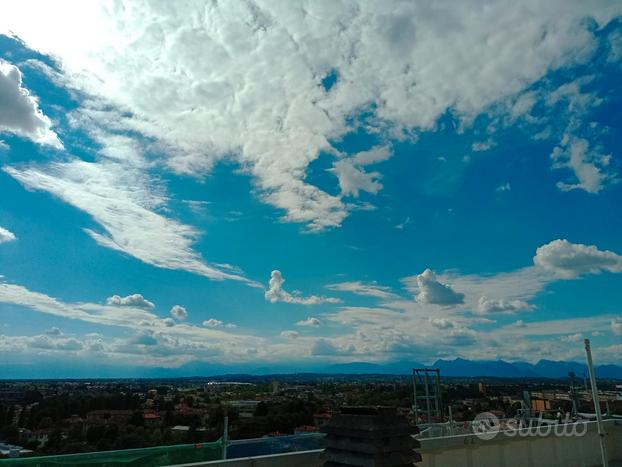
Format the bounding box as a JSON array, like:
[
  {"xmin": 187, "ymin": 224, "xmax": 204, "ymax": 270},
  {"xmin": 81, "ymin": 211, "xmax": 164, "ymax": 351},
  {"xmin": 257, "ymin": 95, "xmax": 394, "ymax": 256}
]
[
  {"xmin": 325, "ymin": 358, "xmax": 622, "ymax": 379},
  {"xmin": 3, "ymin": 358, "xmax": 621, "ymax": 379}
]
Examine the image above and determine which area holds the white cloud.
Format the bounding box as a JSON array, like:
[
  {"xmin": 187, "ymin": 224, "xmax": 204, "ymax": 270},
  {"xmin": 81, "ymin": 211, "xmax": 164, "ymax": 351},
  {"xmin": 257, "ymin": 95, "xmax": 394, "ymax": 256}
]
[
  {"xmin": 560, "ymin": 333, "xmax": 583, "ymax": 343},
  {"xmin": 472, "ymin": 139, "xmax": 496, "ymax": 152},
  {"xmin": 5, "ymin": 160, "xmax": 250, "ymax": 283},
  {"xmin": 331, "ymin": 146, "xmax": 392, "ymax": 198},
  {"xmin": 411, "ymin": 267, "xmax": 551, "ymax": 310},
  {"xmin": 2, "ymin": 1, "xmax": 619, "ymax": 228},
  {"xmin": 612, "ymin": 319, "xmax": 622, "ymax": 336},
  {"xmin": 106, "ymin": 293, "xmax": 155, "ymax": 310},
  {"xmin": 0, "ymin": 226, "xmax": 16, "ymax": 244},
  {"xmin": 477, "ymin": 296, "xmax": 534, "ymax": 314},
  {"xmin": 296, "ymin": 317, "xmax": 321, "ymax": 327},
  {"xmin": 265, "ymin": 270, "xmax": 340, "ymax": 305},
  {"xmin": 203, "ymin": 319, "xmax": 222, "ymax": 328},
  {"xmin": 0, "ymin": 280, "xmax": 278, "ymax": 366},
  {"xmin": 551, "ymin": 134, "xmax": 612, "ymax": 194},
  {"xmin": 0, "ymin": 279, "xmax": 258, "ymax": 347},
  {"xmin": 170, "ymin": 305, "xmax": 188, "ymax": 321},
  {"xmin": 325, "ymin": 281, "xmax": 397, "ymax": 300},
  {"xmin": 202, "ymin": 318, "xmax": 237, "ymax": 329},
  {"xmin": 27, "ymin": 334, "xmax": 84, "ymax": 351},
  {"xmin": 415, "ymin": 269, "xmax": 465, "ymax": 306},
  {"xmin": 534, "ymin": 239, "xmax": 622, "ymax": 278},
  {"xmin": 280, "ymin": 330, "xmax": 299, "ymax": 339},
  {"xmin": 0, "ymin": 60, "xmax": 61, "ymax": 147},
  {"xmin": 0, "ymin": 281, "xmax": 158, "ymax": 328},
  {"xmin": 429, "ymin": 318, "xmax": 455, "ymax": 330}
]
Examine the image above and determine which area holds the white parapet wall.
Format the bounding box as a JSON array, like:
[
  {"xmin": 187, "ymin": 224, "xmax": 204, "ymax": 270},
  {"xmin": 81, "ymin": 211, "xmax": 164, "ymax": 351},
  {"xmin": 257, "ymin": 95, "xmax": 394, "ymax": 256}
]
[
  {"xmin": 418, "ymin": 419, "xmax": 622, "ymax": 467},
  {"xmin": 171, "ymin": 419, "xmax": 622, "ymax": 467}
]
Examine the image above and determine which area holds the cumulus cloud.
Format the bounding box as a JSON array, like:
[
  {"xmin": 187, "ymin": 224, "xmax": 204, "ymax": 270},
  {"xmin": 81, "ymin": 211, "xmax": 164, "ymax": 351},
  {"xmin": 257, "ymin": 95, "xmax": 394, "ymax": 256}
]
[
  {"xmin": 325, "ymin": 281, "xmax": 397, "ymax": 300},
  {"xmin": 415, "ymin": 269, "xmax": 465, "ymax": 306},
  {"xmin": 44, "ymin": 326, "xmax": 63, "ymax": 336},
  {"xmin": 170, "ymin": 305, "xmax": 188, "ymax": 321},
  {"xmin": 534, "ymin": 239, "xmax": 622, "ymax": 278},
  {"xmin": 477, "ymin": 296, "xmax": 534, "ymax": 314},
  {"xmin": 405, "ymin": 267, "xmax": 551, "ymax": 311},
  {"xmin": 265, "ymin": 270, "xmax": 340, "ymax": 305},
  {"xmin": 5, "ymin": 160, "xmax": 250, "ymax": 283},
  {"xmin": 2, "ymin": 1, "xmax": 619, "ymax": 228},
  {"xmin": 0, "ymin": 227, "xmax": 16, "ymax": 244},
  {"xmin": 296, "ymin": 317, "xmax": 321, "ymax": 327},
  {"xmin": 331, "ymin": 146, "xmax": 392, "ymax": 198},
  {"xmin": 203, "ymin": 319, "xmax": 222, "ymax": 328},
  {"xmin": 612, "ymin": 319, "xmax": 622, "ymax": 336},
  {"xmin": 280, "ymin": 330, "xmax": 299, "ymax": 339},
  {"xmin": 106, "ymin": 293, "xmax": 155, "ymax": 309},
  {"xmin": 0, "ymin": 60, "xmax": 61, "ymax": 147}
]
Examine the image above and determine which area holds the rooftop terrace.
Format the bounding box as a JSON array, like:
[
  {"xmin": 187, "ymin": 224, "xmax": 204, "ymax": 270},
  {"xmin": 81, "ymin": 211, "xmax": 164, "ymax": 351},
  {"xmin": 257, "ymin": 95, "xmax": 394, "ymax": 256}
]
[{"xmin": 1, "ymin": 419, "xmax": 620, "ymax": 466}]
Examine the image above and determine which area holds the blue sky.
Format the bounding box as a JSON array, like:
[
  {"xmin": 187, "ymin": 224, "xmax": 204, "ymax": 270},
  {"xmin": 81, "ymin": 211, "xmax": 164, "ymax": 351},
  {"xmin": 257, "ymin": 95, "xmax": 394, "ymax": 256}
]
[{"xmin": 0, "ymin": 1, "xmax": 621, "ymax": 377}]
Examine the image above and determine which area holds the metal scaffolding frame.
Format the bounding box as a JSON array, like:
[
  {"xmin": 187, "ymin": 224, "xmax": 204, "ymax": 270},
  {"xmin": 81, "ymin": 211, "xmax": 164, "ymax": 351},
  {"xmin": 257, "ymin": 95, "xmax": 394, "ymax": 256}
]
[{"xmin": 412, "ymin": 368, "xmax": 442, "ymax": 424}]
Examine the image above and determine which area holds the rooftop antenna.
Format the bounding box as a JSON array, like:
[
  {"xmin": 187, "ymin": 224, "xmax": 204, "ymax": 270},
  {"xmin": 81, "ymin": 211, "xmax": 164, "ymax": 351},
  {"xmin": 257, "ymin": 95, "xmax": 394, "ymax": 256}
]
[
  {"xmin": 568, "ymin": 372, "xmax": 579, "ymax": 419},
  {"xmin": 584, "ymin": 339, "xmax": 608, "ymax": 467}
]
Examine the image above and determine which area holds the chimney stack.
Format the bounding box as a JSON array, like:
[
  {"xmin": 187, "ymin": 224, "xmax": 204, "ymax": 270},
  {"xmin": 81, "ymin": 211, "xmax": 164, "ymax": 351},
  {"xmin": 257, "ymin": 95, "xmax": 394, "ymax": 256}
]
[{"xmin": 321, "ymin": 406, "xmax": 421, "ymax": 466}]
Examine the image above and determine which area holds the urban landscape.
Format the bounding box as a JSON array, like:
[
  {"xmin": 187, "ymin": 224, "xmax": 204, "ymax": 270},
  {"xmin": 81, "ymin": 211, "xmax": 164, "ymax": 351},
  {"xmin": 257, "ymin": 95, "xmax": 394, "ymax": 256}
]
[{"xmin": 0, "ymin": 363, "xmax": 621, "ymax": 465}]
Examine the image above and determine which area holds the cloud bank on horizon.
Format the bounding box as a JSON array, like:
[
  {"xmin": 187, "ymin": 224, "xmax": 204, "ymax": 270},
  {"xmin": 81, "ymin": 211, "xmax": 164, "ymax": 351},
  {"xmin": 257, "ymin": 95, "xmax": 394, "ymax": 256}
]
[{"xmin": 0, "ymin": 1, "xmax": 621, "ymax": 376}]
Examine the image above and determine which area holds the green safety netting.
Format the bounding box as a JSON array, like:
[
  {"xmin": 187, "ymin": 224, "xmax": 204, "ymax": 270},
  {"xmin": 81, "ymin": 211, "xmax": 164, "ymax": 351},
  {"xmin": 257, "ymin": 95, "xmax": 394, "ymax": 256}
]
[{"xmin": 0, "ymin": 440, "xmax": 223, "ymax": 467}]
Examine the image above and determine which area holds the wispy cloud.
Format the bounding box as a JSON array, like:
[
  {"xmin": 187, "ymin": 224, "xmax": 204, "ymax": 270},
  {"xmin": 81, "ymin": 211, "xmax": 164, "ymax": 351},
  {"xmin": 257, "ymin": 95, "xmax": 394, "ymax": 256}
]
[
  {"xmin": 326, "ymin": 281, "xmax": 398, "ymax": 300},
  {"xmin": 5, "ymin": 160, "xmax": 253, "ymax": 283}
]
